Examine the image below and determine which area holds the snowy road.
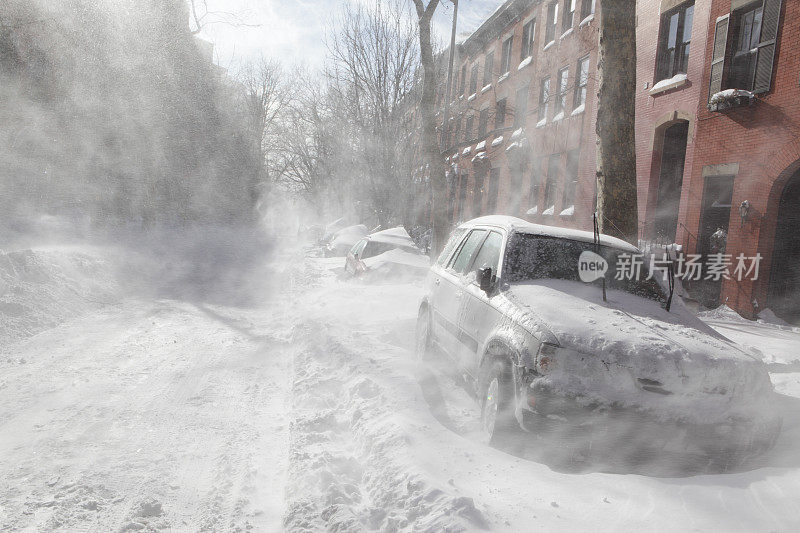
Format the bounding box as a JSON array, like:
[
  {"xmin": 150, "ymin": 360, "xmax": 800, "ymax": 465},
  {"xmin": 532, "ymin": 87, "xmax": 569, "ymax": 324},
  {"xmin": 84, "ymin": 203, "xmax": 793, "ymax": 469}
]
[{"xmin": 2, "ymin": 250, "xmax": 800, "ymax": 531}]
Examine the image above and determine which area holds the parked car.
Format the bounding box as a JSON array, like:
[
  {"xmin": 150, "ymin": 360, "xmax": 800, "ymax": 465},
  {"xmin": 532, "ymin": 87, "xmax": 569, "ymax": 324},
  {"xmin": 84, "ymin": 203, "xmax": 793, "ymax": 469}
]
[
  {"xmin": 415, "ymin": 216, "xmax": 781, "ymax": 465},
  {"xmin": 325, "ymin": 224, "xmax": 368, "ymax": 257},
  {"xmin": 345, "ymin": 226, "xmax": 426, "ymax": 277}
]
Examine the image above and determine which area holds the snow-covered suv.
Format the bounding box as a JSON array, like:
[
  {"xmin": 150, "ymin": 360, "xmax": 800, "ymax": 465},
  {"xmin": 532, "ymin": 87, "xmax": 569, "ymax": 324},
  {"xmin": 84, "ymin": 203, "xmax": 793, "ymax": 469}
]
[{"xmin": 415, "ymin": 216, "xmax": 781, "ymax": 464}]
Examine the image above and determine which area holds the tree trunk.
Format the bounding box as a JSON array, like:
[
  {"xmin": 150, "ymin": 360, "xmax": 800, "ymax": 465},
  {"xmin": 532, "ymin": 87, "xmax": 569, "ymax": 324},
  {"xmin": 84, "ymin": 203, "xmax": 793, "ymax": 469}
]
[
  {"xmin": 596, "ymin": 0, "xmax": 638, "ymax": 245},
  {"xmin": 413, "ymin": 1, "xmax": 449, "ymax": 256}
]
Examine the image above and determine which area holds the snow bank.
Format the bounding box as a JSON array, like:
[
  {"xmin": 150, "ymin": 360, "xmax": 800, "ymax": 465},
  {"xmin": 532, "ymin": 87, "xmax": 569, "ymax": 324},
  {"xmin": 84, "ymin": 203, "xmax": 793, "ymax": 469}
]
[{"xmin": 0, "ymin": 247, "xmax": 121, "ymax": 346}]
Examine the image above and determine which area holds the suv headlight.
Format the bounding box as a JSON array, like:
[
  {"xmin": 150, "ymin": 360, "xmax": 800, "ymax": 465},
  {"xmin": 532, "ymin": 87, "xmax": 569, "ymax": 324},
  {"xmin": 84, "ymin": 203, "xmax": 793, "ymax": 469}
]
[{"xmin": 536, "ymin": 342, "xmax": 559, "ymax": 374}]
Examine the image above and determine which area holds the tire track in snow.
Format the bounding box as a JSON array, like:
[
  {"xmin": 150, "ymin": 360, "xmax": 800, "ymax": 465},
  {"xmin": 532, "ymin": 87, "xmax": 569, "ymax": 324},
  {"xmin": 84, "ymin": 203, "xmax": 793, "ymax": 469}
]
[{"xmin": 282, "ymin": 316, "xmax": 488, "ymax": 532}]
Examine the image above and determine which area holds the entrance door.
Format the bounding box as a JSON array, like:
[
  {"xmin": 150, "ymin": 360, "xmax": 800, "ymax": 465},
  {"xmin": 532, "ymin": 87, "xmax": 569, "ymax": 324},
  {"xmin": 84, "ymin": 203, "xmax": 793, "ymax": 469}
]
[
  {"xmin": 768, "ymin": 171, "xmax": 800, "ymax": 322},
  {"xmin": 697, "ymin": 175, "xmax": 734, "ymax": 307},
  {"xmin": 654, "ymin": 122, "xmax": 689, "ymax": 242}
]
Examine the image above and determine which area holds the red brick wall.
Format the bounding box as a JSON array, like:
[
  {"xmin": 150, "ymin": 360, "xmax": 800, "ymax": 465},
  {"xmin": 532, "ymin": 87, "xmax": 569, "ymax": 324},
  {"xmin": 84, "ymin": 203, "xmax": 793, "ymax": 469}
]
[
  {"xmin": 634, "ymin": 0, "xmax": 712, "ymax": 244},
  {"xmin": 689, "ymin": 0, "xmax": 798, "ymax": 317}
]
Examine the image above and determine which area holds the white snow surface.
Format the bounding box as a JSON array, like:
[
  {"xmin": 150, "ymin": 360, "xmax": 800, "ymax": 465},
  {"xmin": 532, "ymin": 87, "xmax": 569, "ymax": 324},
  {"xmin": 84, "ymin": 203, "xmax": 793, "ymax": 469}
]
[
  {"xmin": 328, "ymin": 224, "xmax": 368, "ymax": 252},
  {"xmin": 3, "ymin": 247, "xmax": 800, "ymax": 531},
  {"xmin": 517, "ymin": 56, "xmax": 532, "ymax": 70},
  {"xmin": 491, "ymin": 136, "xmax": 504, "ymax": 147},
  {"xmin": 462, "ymin": 215, "xmax": 639, "ymax": 252},
  {"xmin": 650, "ymin": 73, "xmax": 688, "ymax": 93}
]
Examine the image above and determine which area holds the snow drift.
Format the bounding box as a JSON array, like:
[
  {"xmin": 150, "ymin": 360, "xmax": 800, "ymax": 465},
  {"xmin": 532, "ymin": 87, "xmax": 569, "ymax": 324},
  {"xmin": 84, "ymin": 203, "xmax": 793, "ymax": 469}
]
[{"xmin": 0, "ymin": 247, "xmax": 120, "ymax": 346}]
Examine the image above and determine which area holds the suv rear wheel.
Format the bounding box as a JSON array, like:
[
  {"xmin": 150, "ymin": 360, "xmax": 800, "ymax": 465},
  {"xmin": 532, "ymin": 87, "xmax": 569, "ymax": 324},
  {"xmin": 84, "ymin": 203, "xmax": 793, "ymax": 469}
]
[{"xmin": 415, "ymin": 307, "xmax": 433, "ymax": 362}]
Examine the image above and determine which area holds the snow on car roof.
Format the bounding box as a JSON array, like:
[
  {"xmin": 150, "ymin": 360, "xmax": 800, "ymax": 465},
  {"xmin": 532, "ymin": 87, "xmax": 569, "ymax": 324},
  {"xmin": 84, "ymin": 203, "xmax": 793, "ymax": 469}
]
[
  {"xmin": 367, "ymin": 226, "xmax": 416, "ymax": 248},
  {"xmin": 463, "ymin": 215, "xmax": 639, "ymax": 252}
]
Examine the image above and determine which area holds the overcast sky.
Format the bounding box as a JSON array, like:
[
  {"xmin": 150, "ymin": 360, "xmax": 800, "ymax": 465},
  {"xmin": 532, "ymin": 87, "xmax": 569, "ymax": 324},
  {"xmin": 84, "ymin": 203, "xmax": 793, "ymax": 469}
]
[{"xmin": 195, "ymin": 0, "xmax": 504, "ymax": 73}]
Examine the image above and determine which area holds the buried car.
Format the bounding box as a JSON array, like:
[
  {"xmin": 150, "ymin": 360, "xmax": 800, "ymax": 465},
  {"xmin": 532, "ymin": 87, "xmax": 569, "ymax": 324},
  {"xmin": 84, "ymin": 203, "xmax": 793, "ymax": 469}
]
[
  {"xmin": 345, "ymin": 226, "xmax": 428, "ymax": 277},
  {"xmin": 325, "ymin": 224, "xmax": 368, "ymax": 257},
  {"xmin": 415, "ymin": 216, "xmax": 781, "ymax": 464}
]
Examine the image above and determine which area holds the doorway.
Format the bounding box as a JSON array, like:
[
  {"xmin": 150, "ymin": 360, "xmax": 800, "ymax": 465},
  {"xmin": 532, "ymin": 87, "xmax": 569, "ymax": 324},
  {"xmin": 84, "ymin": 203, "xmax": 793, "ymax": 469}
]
[
  {"xmin": 654, "ymin": 122, "xmax": 689, "ymax": 242},
  {"xmin": 768, "ymin": 170, "xmax": 800, "ymax": 322}
]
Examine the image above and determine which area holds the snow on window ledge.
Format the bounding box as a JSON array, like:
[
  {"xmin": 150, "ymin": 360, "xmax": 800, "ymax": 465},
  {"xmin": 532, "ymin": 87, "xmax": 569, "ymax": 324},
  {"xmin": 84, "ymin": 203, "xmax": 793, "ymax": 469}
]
[
  {"xmin": 475, "ymin": 140, "xmax": 487, "ymax": 151},
  {"xmin": 510, "ymin": 127, "xmax": 524, "ymax": 140},
  {"xmin": 462, "ymin": 146, "xmax": 472, "ymax": 155},
  {"xmin": 543, "ymin": 40, "xmax": 555, "ymax": 52},
  {"xmin": 571, "ymin": 103, "xmax": 585, "ymax": 116},
  {"xmin": 491, "ymin": 136, "xmax": 504, "ymax": 147},
  {"xmin": 559, "ymin": 205, "xmax": 575, "ymax": 217},
  {"xmin": 542, "ymin": 205, "xmax": 555, "ymax": 216},
  {"xmin": 560, "ymin": 27, "xmax": 574, "ymax": 40},
  {"xmin": 552, "ymin": 111, "xmax": 565, "ymax": 122},
  {"xmin": 536, "ymin": 117, "xmax": 547, "ymax": 128},
  {"xmin": 649, "ymin": 73, "xmax": 688, "ymax": 95},
  {"xmin": 468, "ymin": 93, "xmax": 477, "ymax": 102},
  {"xmin": 518, "ymin": 56, "xmax": 533, "ymax": 70},
  {"xmin": 709, "ymin": 88, "xmax": 754, "ymax": 105},
  {"xmin": 505, "ymin": 141, "xmax": 519, "ymax": 151},
  {"xmin": 580, "ymin": 14, "xmax": 594, "ymax": 28},
  {"xmin": 481, "ymin": 83, "xmax": 492, "ymax": 94},
  {"xmin": 498, "ymin": 72, "xmax": 510, "ymax": 83},
  {"xmin": 526, "ymin": 205, "xmax": 539, "ymax": 216}
]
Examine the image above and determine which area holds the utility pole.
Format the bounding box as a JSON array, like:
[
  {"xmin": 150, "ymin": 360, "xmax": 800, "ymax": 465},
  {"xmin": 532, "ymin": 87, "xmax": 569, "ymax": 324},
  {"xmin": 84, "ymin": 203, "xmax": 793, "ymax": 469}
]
[{"xmin": 440, "ymin": 0, "xmax": 459, "ymax": 153}]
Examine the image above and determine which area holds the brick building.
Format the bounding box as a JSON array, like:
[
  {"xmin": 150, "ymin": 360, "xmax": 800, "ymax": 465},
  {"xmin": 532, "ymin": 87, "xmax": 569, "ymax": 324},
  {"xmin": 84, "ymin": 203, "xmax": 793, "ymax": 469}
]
[
  {"xmin": 416, "ymin": 0, "xmax": 797, "ymax": 321},
  {"xmin": 438, "ymin": 0, "xmax": 600, "ymax": 231}
]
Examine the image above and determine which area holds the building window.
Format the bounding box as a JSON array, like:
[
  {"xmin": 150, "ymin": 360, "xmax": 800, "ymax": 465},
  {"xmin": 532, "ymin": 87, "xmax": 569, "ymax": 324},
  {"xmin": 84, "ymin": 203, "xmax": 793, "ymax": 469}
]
[
  {"xmin": 708, "ymin": 0, "xmax": 782, "ymax": 100},
  {"xmin": 556, "ymin": 66, "xmax": 569, "ymax": 115},
  {"xmin": 563, "ymin": 149, "xmax": 579, "ymax": 207},
  {"xmin": 655, "ymin": 2, "xmax": 694, "ymax": 82},
  {"xmin": 538, "ymin": 77, "xmax": 550, "ymax": 121},
  {"xmin": 562, "ymin": 0, "xmax": 575, "ymax": 33},
  {"xmin": 495, "ymin": 98, "xmax": 507, "ymax": 128},
  {"xmin": 574, "ymin": 55, "xmax": 589, "ymax": 109},
  {"xmin": 464, "ymin": 115, "xmax": 474, "ymax": 141},
  {"xmin": 487, "ymin": 167, "xmax": 500, "ymax": 212},
  {"xmin": 580, "ymin": 0, "xmax": 596, "ymax": 20},
  {"xmin": 544, "ymin": 154, "xmax": 561, "ymax": 209},
  {"xmin": 469, "ymin": 64, "xmax": 479, "ymax": 94},
  {"xmin": 514, "ymin": 86, "xmax": 528, "ymax": 127},
  {"xmin": 459, "ymin": 64, "xmax": 467, "ymax": 95},
  {"xmin": 545, "ymin": 2, "xmax": 558, "ymax": 44},
  {"xmin": 478, "ymin": 108, "xmax": 489, "ymax": 138},
  {"xmin": 452, "ymin": 116, "xmax": 462, "ymax": 148},
  {"xmin": 529, "ymin": 157, "xmax": 542, "ymax": 207},
  {"xmin": 500, "ymin": 36, "xmax": 513, "ymax": 75},
  {"xmin": 521, "ymin": 19, "xmax": 535, "ymax": 59},
  {"xmin": 729, "ymin": 3, "xmax": 763, "ymax": 91},
  {"xmin": 483, "ymin": 52, "xmax": 494, "ymax": 86}
]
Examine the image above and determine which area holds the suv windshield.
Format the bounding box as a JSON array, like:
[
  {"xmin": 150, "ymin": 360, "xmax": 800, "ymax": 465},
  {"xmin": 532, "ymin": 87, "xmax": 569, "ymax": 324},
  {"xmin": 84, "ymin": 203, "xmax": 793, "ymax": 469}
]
[{"xmin": 504, "ymin": 234, "xmax": 667, "ymax": 303}]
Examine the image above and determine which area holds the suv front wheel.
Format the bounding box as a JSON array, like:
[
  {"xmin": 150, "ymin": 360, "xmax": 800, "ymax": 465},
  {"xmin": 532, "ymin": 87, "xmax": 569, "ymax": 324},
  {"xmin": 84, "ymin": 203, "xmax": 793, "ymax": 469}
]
[{"xmin": 480, "ymin": 360, "xmax": 518, "ymax": 446}]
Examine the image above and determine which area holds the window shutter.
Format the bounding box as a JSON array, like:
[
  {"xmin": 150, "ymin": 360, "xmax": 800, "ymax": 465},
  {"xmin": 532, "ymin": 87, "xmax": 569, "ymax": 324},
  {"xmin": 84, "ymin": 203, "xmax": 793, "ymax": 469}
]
[
  {"xmin": 708, "ymin": 15, "xmax": 730, "ymax": 104},
  {"xmin": 753, "ymin": 0, "xmax": 783, "ymax": 94}
]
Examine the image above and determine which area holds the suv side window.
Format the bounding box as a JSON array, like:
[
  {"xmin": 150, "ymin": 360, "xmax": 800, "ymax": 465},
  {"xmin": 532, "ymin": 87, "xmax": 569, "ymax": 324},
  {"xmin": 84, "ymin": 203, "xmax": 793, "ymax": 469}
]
[
  {"xmin": 449, "ymin": 229, "xmax": 487, "ymax": 274},
  {"xmin": 470, "ymin": 231, "xmax": 503, "ymax": 277},
  {"xmin": 436, "ymin": 227, "xmax": 468, "ymax": 266}
]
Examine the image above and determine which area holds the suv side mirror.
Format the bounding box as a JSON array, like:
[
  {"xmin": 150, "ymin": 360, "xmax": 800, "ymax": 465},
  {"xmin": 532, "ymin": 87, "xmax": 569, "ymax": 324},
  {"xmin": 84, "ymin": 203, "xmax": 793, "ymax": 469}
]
[{"xmin": 478, "ymin": 267, "xmax": 494, "ymax": 294}]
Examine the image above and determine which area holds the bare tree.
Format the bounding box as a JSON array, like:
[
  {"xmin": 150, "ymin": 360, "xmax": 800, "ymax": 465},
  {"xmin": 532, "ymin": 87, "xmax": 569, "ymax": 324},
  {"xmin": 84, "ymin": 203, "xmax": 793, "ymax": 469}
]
[
  {"xmin": 187, "ymin": 0, "xmax": 259, "ymax": 35},
  {"xmin": 410, "ymin": 0, "xmax": 448, "ymax": 255},
  {"xmin": 596, "ymin": 0, "xmax": 638, "ymax": 244},
  {"xmin": 237, "ymin": 57, "xmax": 290, "ymax": 195},
  {"xmin": 325, "ymin": 0, "xmax": 420, "ymax": 227}
]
